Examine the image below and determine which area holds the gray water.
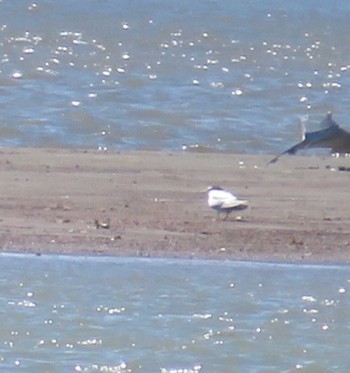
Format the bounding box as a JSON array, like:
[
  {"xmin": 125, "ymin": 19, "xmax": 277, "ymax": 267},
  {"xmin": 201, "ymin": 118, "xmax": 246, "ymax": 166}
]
[
  {"xmin": 0, "ymin": 1, "xmax": 350, "ymax": 152},
  {"xmin": 1, "ymin": 254, "xmax": 350, "ymax": 372}
]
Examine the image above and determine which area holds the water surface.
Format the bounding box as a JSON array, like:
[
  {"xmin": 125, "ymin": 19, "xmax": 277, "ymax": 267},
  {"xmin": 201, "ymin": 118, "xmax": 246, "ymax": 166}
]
[
  {"xmin": 0, "ymin": 1, "xmax": 350, "ymax": 152},
  {"xmin": 1, "ymin": 254, "xmax": 350, "ymax": 372}
]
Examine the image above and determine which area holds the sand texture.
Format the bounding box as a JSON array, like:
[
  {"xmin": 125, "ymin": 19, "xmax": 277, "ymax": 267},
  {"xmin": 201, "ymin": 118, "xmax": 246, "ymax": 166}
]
[{"xmin": 0, "ymin": 148, "xmax": 349, "ymax": 263}]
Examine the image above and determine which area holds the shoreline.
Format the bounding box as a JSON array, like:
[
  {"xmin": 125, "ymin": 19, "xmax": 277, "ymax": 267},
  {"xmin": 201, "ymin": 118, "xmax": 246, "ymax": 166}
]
[
  {"xmin": 0, "ymin": 147, "xmax": 349, "ymax": 264},
  {"xmin": 2, "ymin": 251, "xmax": 350, "ymax": 268}
]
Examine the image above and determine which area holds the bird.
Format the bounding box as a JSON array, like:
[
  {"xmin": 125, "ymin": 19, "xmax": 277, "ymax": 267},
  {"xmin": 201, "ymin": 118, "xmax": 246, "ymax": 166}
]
[
  {"xmin": 267, "ymin": 112, "xmax": 350, "ymax": 165},
  {"xmin": 206, "ymin": 186, "xmax": 248, "ymax": 220}
]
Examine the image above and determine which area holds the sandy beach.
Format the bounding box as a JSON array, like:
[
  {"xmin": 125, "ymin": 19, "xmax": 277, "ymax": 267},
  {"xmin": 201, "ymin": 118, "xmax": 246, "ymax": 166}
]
[{"xmin": 0, "ymin": 148, "xmax": 349, "ymax": 263}]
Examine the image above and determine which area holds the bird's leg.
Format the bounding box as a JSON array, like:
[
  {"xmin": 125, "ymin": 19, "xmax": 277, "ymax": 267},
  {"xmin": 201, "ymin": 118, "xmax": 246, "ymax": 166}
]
[{"xmin": 223, "ymin": 211, "xmax": 229, "ymax": 221}]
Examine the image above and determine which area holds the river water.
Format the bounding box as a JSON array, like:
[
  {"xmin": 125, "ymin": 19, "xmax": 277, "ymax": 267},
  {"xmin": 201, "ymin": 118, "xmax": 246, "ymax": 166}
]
[
  {"xmin": 1, "ymin": 2, "xmax": 349, "ymax": 372},
  {"xmin": 0, "ymin": 0, "xmax": 350, "ymax": 152},
  {"xmin": 1, "ymin": 254, "xmax": 350, "ymax": 372}
]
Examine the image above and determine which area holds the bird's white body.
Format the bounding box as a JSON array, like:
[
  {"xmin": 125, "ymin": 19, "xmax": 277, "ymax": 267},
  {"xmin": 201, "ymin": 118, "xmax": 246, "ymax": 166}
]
[{"xmin": 207, "ymin": 186, "xmax": 248, "ymax": 219}]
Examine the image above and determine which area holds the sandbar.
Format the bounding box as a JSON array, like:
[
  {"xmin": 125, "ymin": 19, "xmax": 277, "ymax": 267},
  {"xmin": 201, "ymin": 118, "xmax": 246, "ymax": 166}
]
[{"xmin": 0, "ymin": 148, "xmax": 349, "ymax": 263}]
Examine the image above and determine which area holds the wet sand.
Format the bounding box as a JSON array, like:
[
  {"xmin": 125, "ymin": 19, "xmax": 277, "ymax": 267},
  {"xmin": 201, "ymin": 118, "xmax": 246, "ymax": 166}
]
[{"xmin": 0, "ymin": 148, "xmax": 349, "ymax": 263}]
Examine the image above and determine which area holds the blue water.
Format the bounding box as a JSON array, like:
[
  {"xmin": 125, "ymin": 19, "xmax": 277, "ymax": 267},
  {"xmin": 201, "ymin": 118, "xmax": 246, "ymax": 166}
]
[
  {"xmin": 1, "ymin": 254, "xmax": 350, "ymax": 372},
  {"xmin": 1, "ymin": 2, "xmax": 349, "ymax": 371},
  {"xmin": 0, "ymin": 1, "xmax": 350, "ymax": 152}
]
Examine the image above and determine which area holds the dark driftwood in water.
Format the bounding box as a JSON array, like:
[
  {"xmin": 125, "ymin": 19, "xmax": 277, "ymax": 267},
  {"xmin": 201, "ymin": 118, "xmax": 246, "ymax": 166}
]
[{"xmin": 268, "ymin": 113, "xmax": 350, "ymax": 164}]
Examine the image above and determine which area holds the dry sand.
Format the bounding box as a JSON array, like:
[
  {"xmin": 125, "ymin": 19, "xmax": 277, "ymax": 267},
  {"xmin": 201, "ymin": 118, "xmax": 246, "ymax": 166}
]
[{"xmin": 0, "ymin": 147, "xmax": 349, "ymax": 263}]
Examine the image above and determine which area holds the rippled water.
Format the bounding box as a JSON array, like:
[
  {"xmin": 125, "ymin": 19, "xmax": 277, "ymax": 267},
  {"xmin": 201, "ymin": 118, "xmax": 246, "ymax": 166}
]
[
  {"xmin": 1, "ymin": 254, "xmax": 350, "ymax": 372},
  {"xmin": 2, "ymin": 4, "xmax": 350, "ymax": 371},
  {"xmin": 0, "ymin": 1, "xmax": 350, "ymax": 152}
]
